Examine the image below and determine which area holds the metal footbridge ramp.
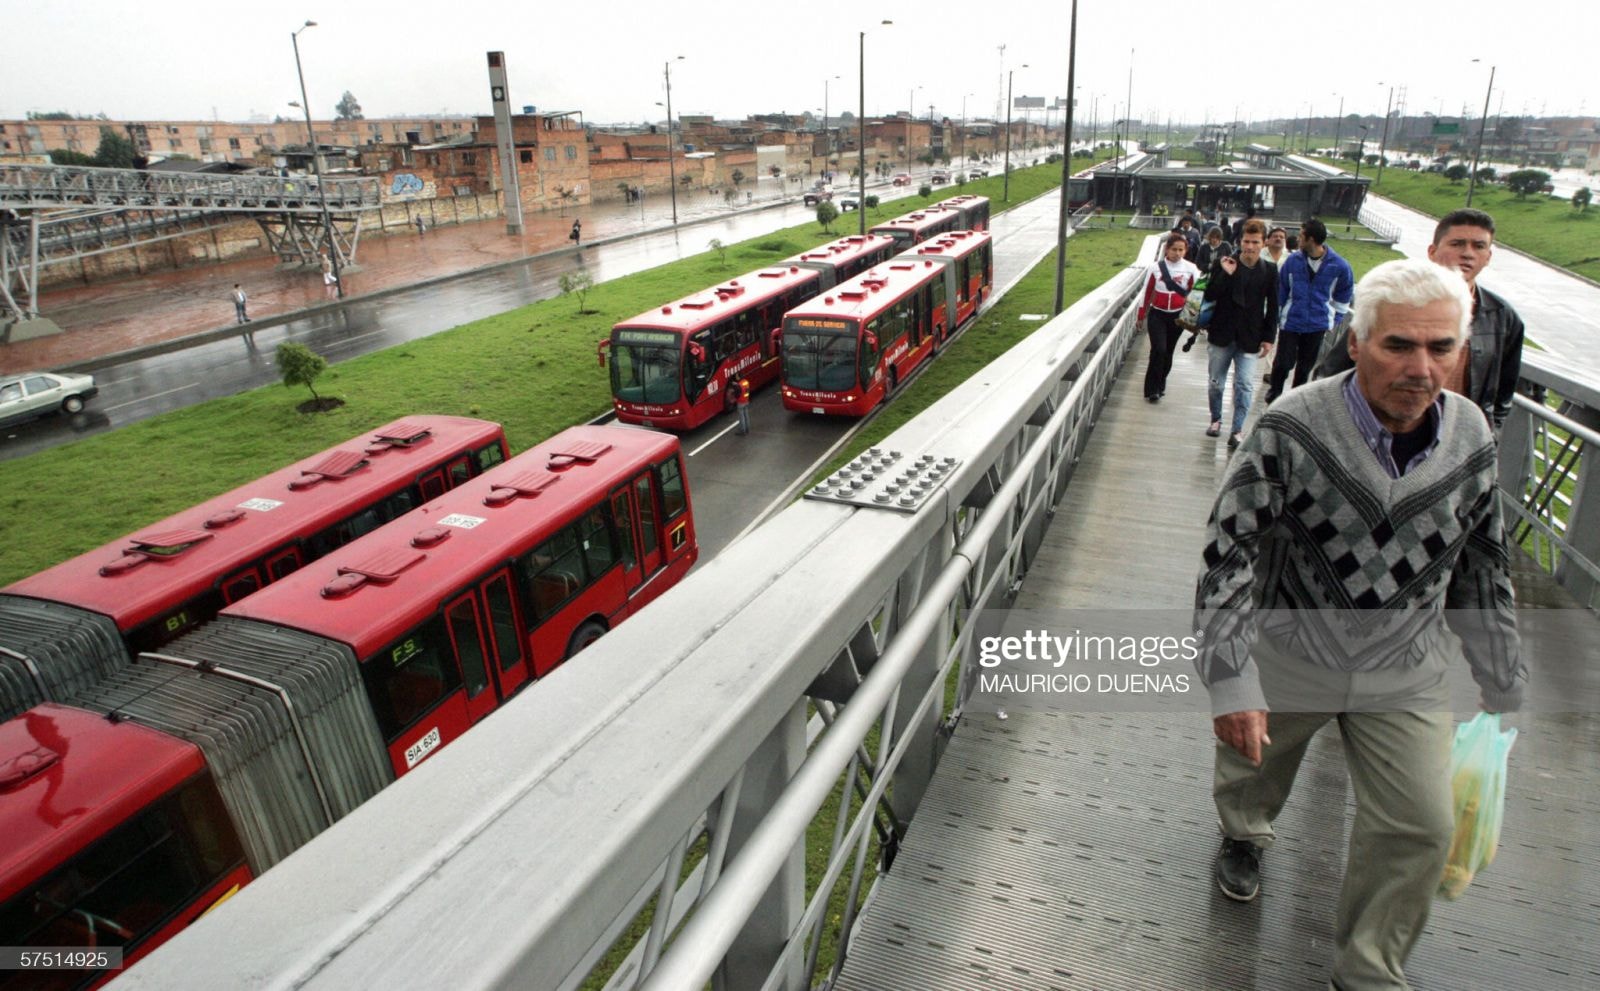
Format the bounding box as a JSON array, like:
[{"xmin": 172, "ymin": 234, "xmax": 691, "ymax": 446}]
[
  {"xmin": 2, "ymin": 163, "xmax": 380, "ymax": 327},
  {"xmin": 119, "ymin": 232, "xmax": 1600, "ymax": 990}
]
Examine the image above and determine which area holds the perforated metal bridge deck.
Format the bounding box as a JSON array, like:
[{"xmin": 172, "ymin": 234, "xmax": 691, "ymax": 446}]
[{"xmin": 836, "ymin": 326, "xmax": 1600, "ymax": 990}]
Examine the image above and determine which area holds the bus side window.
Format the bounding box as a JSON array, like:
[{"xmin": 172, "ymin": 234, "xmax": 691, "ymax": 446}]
[
  {"xmin": 522, "ymin": 526, "xmax": 585, "ymax": 623},
  {"xmin": 447, "ymin": 456, "xmax": 473, "ymax": 488},
  {"xmin": 633, "ymin": 474, "xmax": 660, "ymax": 558},
  {"xmin": 266, "ymin": 548, "xmax": 302, "ymax": 582},
  {"xmin": 363, "ymin": 618, "xmax": 463, "ymax": 740},
  {"xmin": 657, "ymin": 456, "xmax": 688, "ymax": 521},
  {"xmin": 475, "ymin": 441, "xmax": 507, "ymax": 472},
  {"xmin": 220, "ymin": 568, "xmax": 260, "ymax": 604},
  {"xmin": 419, "ymin": 468, "xmax": 448, "ymax": 501}
]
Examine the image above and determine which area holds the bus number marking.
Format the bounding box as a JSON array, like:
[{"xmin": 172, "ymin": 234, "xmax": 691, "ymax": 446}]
[
  {"xmin": 391, "ymin": 638, "xmax": 421, "ymax": 667},
  {"xmin": 404, "ymin": 727, "xmax": 442, "ymax": 769},
  {"xmin": 438, "ymin": 513, "xmax": 487, "ymax": 530},
  {"xmin": 163, "ymin": 611, "xmax": 190, "ymax": 634},
  {"xmin": 237, "ymin": 498, "xmax": 284, "ymax": 512}
]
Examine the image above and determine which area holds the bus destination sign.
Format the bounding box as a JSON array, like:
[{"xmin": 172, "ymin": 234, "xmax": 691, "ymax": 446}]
[{"xmin": 615, "ymin": 328, "xmax": 680, "ymax": 346}]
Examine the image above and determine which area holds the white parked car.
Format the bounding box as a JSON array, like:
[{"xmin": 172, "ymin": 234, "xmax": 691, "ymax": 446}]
[{"xmin": 0, "ymin": 370, "xmax": 100, "ymax": 427}]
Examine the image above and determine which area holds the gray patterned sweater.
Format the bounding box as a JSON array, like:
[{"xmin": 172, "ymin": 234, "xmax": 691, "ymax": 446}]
[{"xmin": 1194, "ymin": 374, "xmax": 1526, "ymax": 717}]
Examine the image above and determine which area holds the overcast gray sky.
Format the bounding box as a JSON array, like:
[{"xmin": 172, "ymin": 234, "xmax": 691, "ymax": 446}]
[{"xmin": 3, "ymin": 0, "xmax": 1593, "ymax": 129}]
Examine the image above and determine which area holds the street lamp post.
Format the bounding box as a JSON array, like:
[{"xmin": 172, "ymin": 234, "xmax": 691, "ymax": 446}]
[
  {"xmin": 1376, "ymin": 83, "xmax": 1395, "ymax": 185},
  {"xmin": 1331, "ymin": 93, "xmax": 1344, "ymax": 158},
  {"xmin": 960, "ymin": 93, "xmax": 973, "ymax": 165},
  {"xmin": 859, "ymin": 21, "xmax": 892, "ymax": 236},
  {"xmin": 664, "ymin": 56, "xmax": 684, "ymax": 226},
  {"xmin": 1053, "ymin": 0, "xmax": 1079, "ymax": 315},
  {"xmin": 1467, "ymin": 61, "xmax": 1496, "ymax": 208},
  {"xmin": 1347, "ymin": 124, "xmax": 1370, "ymax": 232},
  {"xmin": 907, "ymin": 86, "xmax": 920, "ymax": 172},
  {"xmin": 822, "ymin": 74, "xmax": 839, "ymax": 167},
  {"xmin": 291, "ymin": 20, "xmax": 341, "ymax": 298},
  {"xmin": 1003, "ymin": 65, "xmax": 1027, "ymax": 202}
]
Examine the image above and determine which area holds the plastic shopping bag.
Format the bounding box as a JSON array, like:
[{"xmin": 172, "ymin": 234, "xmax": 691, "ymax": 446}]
[
  {"xmin": 1437, "ymin": 712, "xmax": 1516, "ymax": 900},
  {"xmin": 1178, "ymin": 276, "xmax": 1212, "ymax": 331}
]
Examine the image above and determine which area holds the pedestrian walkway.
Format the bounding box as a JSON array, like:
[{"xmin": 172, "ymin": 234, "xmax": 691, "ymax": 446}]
[
  {"xmin": 836, "ymin": 322, "xmax": 1600, "ymax": 991},
  {"xmin": 0, "ymin": 174, "xmax": 846, "ymax": 374}
]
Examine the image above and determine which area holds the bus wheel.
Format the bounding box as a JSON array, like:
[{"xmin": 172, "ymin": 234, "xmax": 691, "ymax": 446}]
[{"xmin": 566, "ymin": 620, "xmax": 608, "ymax": 658}]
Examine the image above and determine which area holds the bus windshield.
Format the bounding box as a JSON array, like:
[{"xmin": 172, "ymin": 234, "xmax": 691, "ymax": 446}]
[
  {"xmin": 610, "ymin": 329, "xmax": 682, "ymax": 404},
  {"xmin": 782, "ymin": 317, "xmax": 860, "ymax": 391}
]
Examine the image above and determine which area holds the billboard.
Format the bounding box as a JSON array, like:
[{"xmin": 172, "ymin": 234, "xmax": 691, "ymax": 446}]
[{"xmin": 1013, "ymin": 96, "xmax": 1046, "ymax": 110}]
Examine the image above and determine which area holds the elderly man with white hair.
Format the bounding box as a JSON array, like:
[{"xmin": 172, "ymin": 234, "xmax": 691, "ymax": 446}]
[{"xmin": 1193, "ymin": 256, "xmax": 1527, "ymax": 990}]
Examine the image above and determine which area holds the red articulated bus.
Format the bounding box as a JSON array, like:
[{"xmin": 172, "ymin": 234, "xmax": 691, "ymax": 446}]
[
  {"xmin": 600, "ymin": 266, "xmax": 823, "ymax": 430},
  {"xmin": 0, "ymin": 416, "xmax": 508, "ymax": 723},
  {"xmin": 0, "ymin": 425, "xmax": 696, "ymax": 986},
  {"xmin": 780, "ymin": 230, "xmax": 994, "ymax": 416},
  {"xmin": 868, "ymin": 208, "xmax": 962, "ymax": 253},
  {"xmin": 930, "ymin": 194, "xmax": 991, "ymax": 232},
  {"xmin": 782, "ymin": 233, "xmax": 897, "ymax": 289}
]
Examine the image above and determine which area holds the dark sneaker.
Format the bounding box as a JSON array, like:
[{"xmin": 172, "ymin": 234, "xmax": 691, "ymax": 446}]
[
  {"xmin": 1228, "ymin": 432, "xmax": 1243, "ymax": 450},
  {"xmin": 1216, "ymin": 837, "xmax": 1261, "ymax": 902}
]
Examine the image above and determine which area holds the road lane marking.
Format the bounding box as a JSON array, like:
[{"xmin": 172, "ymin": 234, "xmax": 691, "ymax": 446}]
[
  {"xmin": 104, "ymin": 382, "xmax": 200, "ymax": 412},
  {"xmin": 687, "ymin": 422, "xmax": 739, "ymax": 457}
]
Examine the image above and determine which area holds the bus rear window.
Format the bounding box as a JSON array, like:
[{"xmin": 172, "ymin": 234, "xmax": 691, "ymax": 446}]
[
  {"xmin": 0, "ymin": 773, "xmax": 244, "ymax": 969},
  {"xmin": 658, "ymin": 456, "xmax": 687, "ymax": 520}
]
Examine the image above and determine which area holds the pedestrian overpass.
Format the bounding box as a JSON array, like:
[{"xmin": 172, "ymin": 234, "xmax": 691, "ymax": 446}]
[
  {"xmin": 117, "ymin": 242, "xmax": 1600, "ymax": 990},
  {"xmin": 1, "ymin": 163, "xmax": 381, "ymax": 330}
]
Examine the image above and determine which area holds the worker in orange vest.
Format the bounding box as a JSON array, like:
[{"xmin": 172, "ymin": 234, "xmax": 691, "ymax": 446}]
[{"xmin": 736, "ymin": 378, "xmax": 751, "ymax": 435}]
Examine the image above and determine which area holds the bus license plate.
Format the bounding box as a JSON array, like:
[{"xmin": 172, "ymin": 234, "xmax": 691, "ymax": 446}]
[{"xmin": 404, "ymin": 726, "xmax": 442, "ymax": 769}]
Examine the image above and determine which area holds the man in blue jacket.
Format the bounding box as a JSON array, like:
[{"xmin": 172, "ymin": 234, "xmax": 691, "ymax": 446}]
[{"xmin": 1267, "ymin": 218, "xmax": 1354, "ymax": 404}]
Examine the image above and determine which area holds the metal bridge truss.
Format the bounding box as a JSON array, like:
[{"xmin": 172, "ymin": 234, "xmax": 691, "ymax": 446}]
[
  {"xmin": 0, "ymin": 163, "xmax": 379, "ymax": 325},
  {"xmin": 126, "ymin": 240, "xmax": 1599, "ymax": 990}
]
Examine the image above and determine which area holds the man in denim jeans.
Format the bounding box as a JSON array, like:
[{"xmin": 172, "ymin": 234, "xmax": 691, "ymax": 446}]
[{"xmin": 1202, "ymin": 218, "xmax": 1279, "ymax": 449}]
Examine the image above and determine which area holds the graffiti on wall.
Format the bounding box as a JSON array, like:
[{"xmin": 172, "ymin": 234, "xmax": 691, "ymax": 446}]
[{"xmin": 384, "ymin": 172, "xmax": 436, "ymax": 201}]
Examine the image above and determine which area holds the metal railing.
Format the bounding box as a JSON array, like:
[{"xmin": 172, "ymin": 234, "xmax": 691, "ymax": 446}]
[
  {"xmin": 121, "ymin": 237, "xmax": 1598, "ymax": 990},
  {"xmin": 0, "ymin": 163, "xmax": 380, "ymax": 214}
]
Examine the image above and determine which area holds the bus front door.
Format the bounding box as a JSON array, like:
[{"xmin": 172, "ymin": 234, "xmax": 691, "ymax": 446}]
[
  {"xmin": 631, "ymin": 471, "xmax": 665, "ymax": 581},
  {"xmin": 478, "ymin": 568, "xmax": 532, "ymax": 697},
  {"xmin": 443, "ymin": 593, "xmax": 497, "ymax": 723}
]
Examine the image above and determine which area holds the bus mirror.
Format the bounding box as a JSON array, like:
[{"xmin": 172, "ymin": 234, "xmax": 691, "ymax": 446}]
[
  {"xmin": 863, "ymin": 332, "xmax": 879, "ymax": 352},
  {"xmin": 689, "ymin": 343, "xmax": 707, "ymax": 363},
  {"xmin": 596, "ymin": 339, "xmax": 610, "ymax": 368},
  {"xmin": 770, "ymin": 327, "xmax": 782, "ymax": 349}
]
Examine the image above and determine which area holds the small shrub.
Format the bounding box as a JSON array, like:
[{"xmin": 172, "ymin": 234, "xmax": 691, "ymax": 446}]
[
  {"xmin": 816, "ymin": 200, "xmax": 839, "ymax": 233},
  {"xmin": 864, "ymin": 195, "xmax": 880, "ymax": 209},
  {"xmin": 1572, "ymin": 187, "xmax": 1591, "ymax": 213},
  {"xmin": 707, "ymin": 238, "xmax": 728, "ymax": 266},
  {"xmin": 1506, "ymin": 169, "xmax": 1553, "ymax": 200},
  {"xmin": 558, "ymin": 270, "xmax": 595, "ymax": 312},
  {"xmin": 1444, "ymin": 164, "xmax": 1470, "ymax": 184},
  {"xmin": 276, "ymin": 341, "xmax": 334, "ymax": 410},
  {"xmin": 918, "ymin": 184, "xmax": 932, "ymax": 198}
]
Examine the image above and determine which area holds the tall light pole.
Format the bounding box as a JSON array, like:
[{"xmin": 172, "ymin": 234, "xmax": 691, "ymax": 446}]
[
  {"xmin": 1467, "ymin": 60, "xmax": 1496, "ymax": 208},
  {"xmin": 664, "ymin": 56, "xmax": 684, "ymax": 225},
  {"xmin": 1053, "ymin": 0, "xmax": 1079, "ymax": 314},
  {"xmin": 960, "ymin": 92, "xmax": 974, "ymax": 164},
  {"xmin": 859, "ymin": 20, "xmax": 892, "ymax": 236},
  {"xmin": 291, "ymin": 19, "xmax": 341, "ymax": 298},
  {"xmin": 822, "ymin": 74, "xmax": 839, "ymax": 167},
  {"xmin": 1347, "ymin": 124, "xmax": 1370, "ymax": 232},
  {"xmin": 907, "ymin": 86, "xmax": 920, "ymax": 172},
  {"xmin": 1331, "ymin": 93, "xmax": 1345, "ymax": 158},
  {"xmin": 1003, "ymin": 64, "xmax": 1027, "ymax": 202},
  {"xmin": 1375, "ymin": 83, "xmax": 1395, "ymax": 185}
]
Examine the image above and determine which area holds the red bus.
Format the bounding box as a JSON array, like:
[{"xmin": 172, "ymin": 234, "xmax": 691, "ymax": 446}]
[
  {"xmin": 780, "ymin": 230, "xmax": 994, "ymax": 416},
  {"xmin": 0, "ymin": 416, "xmax": 508, "ymax": 723},
  {"xmin": 782, "ymin": 233, "xmax": 897, "ymax": 289},
  {"xmin": 0, "ymin": 425, "xmax": 696, "ymax": 986},
  {"xmin": 930, "ymin": 194, "xmax": 991, "ymax": 232},
  {"xmin": 868, "ymin": 208, "xmax": 962, "ymax": 252},
  {"xmin": 600, "ymin": 266, "xmax": 822, "ymax": 430}
]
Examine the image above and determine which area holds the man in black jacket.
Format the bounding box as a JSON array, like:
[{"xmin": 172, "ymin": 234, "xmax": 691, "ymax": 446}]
[
  {"xmin": 1315, "ymin": 208, "xmax": 1525, "ymax": 429},
  {"xmin": 1204, "ymin": 219, "xmax": 1279, "ymax": 449}
]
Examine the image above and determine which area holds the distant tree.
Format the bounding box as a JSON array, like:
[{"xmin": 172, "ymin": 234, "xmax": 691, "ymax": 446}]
[
  {"xmin": 27, "ymin": 110, "xmax": 77, "ymax": 121},
  {"xmin": 276, "ymin": 342, "xmax": 328, "ymax": 405},
  {"xmin": 918, "ymin": 183, "xmax": 932, "ymax": 197},
  {"xmin": 816, "ymin": 200, "xmax": 839, "ymax": 233},
  {"xmin": 1474, "ymin": 167, "xmax": 1497, "ymax": 184},
  {"xmin": 838, "ymin": 110, "xmax": 855, "ymax": 122},
  {"xmin": 1342, "ymin": 149, "xmax": 1362, "ymax": 163},
  {"xmin": 864, "ymin": 194, "xmax": 879, "ymax": 209},
  {"xmin": 335, "ymin": 91, "xmax": 364, "ymax": 121},
  {"xmin": 707, "ymin": 237, "xmax": 727, "ymax": 266},
  {"xmin": 48, "ymin": 149, "xmax": 97, "ymax": 167},
  {"xmin": 558, "ymin": 270, "xmax": 595, "ymax": 313},
  {"xmin": 1505, "ymin": 169, "xmax": 1552, "ymax": 200},
  {"xmin": 1444, "ymin": 164, "xmax": 1470, "ymax": 184},
  {"xmin": 1365, "ymin": 154, "xmax": 1381, "ymax": 166},
  {"xmin": 93, "ymin": 126, "xmax": 137, "ymax": 168},
  {"xmin": 1572, "ymin": 187, "xmax": 1592, "ymax": 213}
]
